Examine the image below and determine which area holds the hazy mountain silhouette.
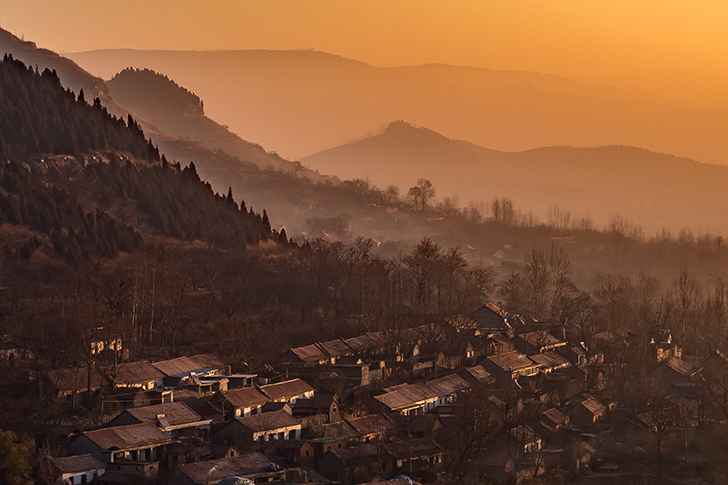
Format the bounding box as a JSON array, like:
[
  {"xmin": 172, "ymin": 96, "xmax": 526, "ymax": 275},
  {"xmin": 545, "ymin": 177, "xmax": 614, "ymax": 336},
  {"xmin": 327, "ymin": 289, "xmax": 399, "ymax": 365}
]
[
  {"xmin": 302, "ymin": 121, "xmax": 728, "ymax": 235},
  {"xmin": 68, "ymin": 48, "xmax": 728, "ymax": 165}
]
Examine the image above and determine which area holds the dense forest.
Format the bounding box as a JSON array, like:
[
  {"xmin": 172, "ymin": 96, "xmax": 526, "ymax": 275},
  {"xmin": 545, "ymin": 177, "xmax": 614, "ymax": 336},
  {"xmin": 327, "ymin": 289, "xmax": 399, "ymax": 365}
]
[{"xmin": 0, "ymin": 54, "xmax": 159, "ymax": 160}]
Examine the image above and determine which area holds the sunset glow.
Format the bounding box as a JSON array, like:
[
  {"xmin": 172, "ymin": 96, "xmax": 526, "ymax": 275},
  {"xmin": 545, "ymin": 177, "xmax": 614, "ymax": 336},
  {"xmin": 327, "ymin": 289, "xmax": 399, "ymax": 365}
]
[{"xmin": 2, "ymin": 0, "xmax": 728, "ymax": 78}]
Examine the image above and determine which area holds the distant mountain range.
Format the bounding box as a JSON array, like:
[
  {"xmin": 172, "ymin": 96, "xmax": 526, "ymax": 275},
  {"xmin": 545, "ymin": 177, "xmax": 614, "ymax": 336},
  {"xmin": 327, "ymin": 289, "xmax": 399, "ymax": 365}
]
[
  {"xmin": 302, "ymin": 121, "xmax": 728, "ymax": 234},
  {"xmin": 67, "ymin": 48, "xmax": 728, "ymax": 166}
]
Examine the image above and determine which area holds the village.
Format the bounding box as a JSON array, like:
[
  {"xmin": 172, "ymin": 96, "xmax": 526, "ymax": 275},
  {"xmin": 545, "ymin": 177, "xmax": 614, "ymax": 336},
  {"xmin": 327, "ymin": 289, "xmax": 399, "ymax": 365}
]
[{"xmin": 2, "ymin": 299, "xmax": 722, "ymax": 485}]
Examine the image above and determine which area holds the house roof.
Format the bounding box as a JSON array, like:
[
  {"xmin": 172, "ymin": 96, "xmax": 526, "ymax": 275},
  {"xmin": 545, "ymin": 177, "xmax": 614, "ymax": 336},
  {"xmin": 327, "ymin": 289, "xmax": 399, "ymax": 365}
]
[
  {"xmin": 461, "ymin": 365, "xmax": 493, "ymax": 384},
  {"xmin": 530, "ymin": 351, "xmax": 570, "ymax": 369},
  {"xmin": 111, "ymin": 361, "xmax": 165, "ymax": 386},
  {"xmin": 123, "ymin": 402, "xmax": 203, "ymax": 426},
  {"xmin": 235, "ymin": 409, "xmax": 300, "ymax": 433},
  {"xmin": 290, "ymin": 344, "xmax": 330, "ymax": 364},
  {"xmin": 327, "ymin": 443, "xmax": 379, "ymax": 465},
  {"xmin": 293, "ymin": 394, "xmax": 335, "ymax": 412},
  {"xmin": 577, "ymin": 396, "xmax": 606, "ymax": 416},
  {"xmin": 224, "ymin": 387, "xmax": 269, "ymax": 409},
  {"xmin": 542, "ymin": 407, "xmax": 568, "ymax": 426},
  {"xmin": 44, "ymin": 367, "xmax": 108, "ymax": 393},
  {"xmin": 152, "ymin": 354, "xmax": 223, "ymax": 377},
  {"xmin": 342, "ymin": 334, "xmax": 378, "ymax": 352},
  {"xmin": 517, "ymin": 331, "xmax": 565, "ymax": 350},
  {"xmin": 662, "ymin": 355, "xmax": 696, "ymax": 377},
  {"xmin": 486, "ymin": 351, "xmax": 537, "ymax": 372},
  {"xmin": 318, "ymin": 420, "xmax": 360, "ymax": 439},
  {"xmin": 376, "ymin": 383, "xmax": 438, "ymax": 411},
  {"xmin": 490, "ymin": 334, "xmax": 514, "ymax": 347},
  {"xmin": 509, "ymin": 425, "xmax": 540, "ymax": 444},
  {"xmin": 347, "ymin": 414, "xmax": 395, "ymax": 436},
  {"xmin": 426, "ymin": 374, "xmax": 470, "ymax": 397},
  {"xmin": 384, "ymin": 437, "xmax": 441, "ymax": 460},
  {"xmin": 175, "ymin": 452, "xmax": 275, "ymax": 483},
  {"xmin": 485, "ymin": 302, "xmax": 508, "ymax": 318},
  {"xmin": 80, "ymin": 423, "xmax": 171, "ymax": 451},
  {"xmin": 317, "ymin": 339, "xmax": 353, "ymax": 357},
  {"xmin": 259, "ymin": 379, "xmax": 314, "ymax": 401},
  {"xmin": 51, "ymin": 454, "xmax": 105, "ymax": 474}
]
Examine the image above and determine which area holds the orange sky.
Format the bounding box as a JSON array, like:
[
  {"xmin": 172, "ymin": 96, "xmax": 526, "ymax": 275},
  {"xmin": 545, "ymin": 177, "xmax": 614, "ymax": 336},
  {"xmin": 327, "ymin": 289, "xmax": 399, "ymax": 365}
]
[{"xmin": 2, "ymin": 0, "xmax": 728, "ymax": 78}]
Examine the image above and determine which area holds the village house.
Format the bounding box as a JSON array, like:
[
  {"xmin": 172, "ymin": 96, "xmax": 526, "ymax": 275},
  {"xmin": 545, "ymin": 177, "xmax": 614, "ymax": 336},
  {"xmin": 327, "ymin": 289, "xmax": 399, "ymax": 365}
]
[
  {"xmin": 43, "ymin": 367, "xmax": 109, "ymax": 405},
  {"xmin": 292, "ymin": 392, "xmax": 339, "ymax": 423},
  {"xmin": 375, "ymin": 382, "xmax": 439, "ymax": 415},
  {"xmin": 570, "ymin": 395, "xmax": 606, "ymax": 427},
  {"xmin": 483, "ymin": 351, "xmax": 540, "ymax": 384},
  {"xmin": 49, "ymin": 454, "xmax": 106, "ymax": 485},
  {"xmin": 509, "ymin": 425, "xmax": 542, "ymax": 454},
  {"xmin": 216, "ymin": 386, "xmax": 269, "ymax": 419},
  {"xmin": 458, "ymin": 365, "xmax": 495, "ymax": 386},
  {"xmin": 347, "ymin": 413, "xmax": 397, "ymax": 442},
  {"xmin": 487, "ymin": 334, "xmax": 516, "ymax": 355},
  {"xmin": 318, "ymin": 443, "xmax": 381, "ymax": 484},
  {"xmin": 67, "ymin": 423, "xmax": 171, "ymax": 466},
  {"xmin": 285, "ymin": 343, "xmax": 333, "ymax": 366},
  {"xmin": 258, "ymin": 378, "xmax": 315, "ymax": 404},
  {"xmin": 152, "ymin": 354, "xmax": 225, "ymax": 387},
  {"xmin": 215, "ymin": 409, "xmax": 302, "ymax": 447},
  {"xmin": 272, "ymin": 439, "xmax": 316, "ymax": 467},
  {"xmin": 426, "ymin": 373, "xmax": 470, "ymax": 406},
  {"xmin": 384, "ymin": 437, "xmax": 443, "ymax": 479},
  {"xmin": 107, "ymin": 361, "xmax": 166, "ymax": 390},
  {"xmin": 471, "ymin": 302, "xmax": 515, "ymax": 337},
  {"xmin": 105, "ymin": 402, "xmax": 212, "ymax": 439},
  {"xmin": 516, "ymin": 330, "xmax": 567, "ymax": 355},
  {"xmin": 530, "ymin": 351, "xmax": 571, "ymax": 373},
  {"xmin": 163, "ymin": 452, "xmax": 283, "ymax": 485}
]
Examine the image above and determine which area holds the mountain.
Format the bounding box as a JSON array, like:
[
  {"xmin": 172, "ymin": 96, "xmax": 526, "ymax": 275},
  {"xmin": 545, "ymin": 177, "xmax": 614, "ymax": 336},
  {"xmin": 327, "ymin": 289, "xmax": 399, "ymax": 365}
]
[
  {"xmin": 67, "ymin": 48, "xmax": 728, "ymax": 166},
  {"xmin": 301, "ymin": 121, "xmax": 728, "ymax": 235},
  {"xmin": 105, "ymin": 67, "xmax": 326, "ymax": 177}
]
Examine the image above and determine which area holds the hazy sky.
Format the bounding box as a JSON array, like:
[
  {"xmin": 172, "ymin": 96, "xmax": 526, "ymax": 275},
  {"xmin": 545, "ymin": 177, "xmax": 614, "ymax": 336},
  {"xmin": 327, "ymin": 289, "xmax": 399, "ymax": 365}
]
[{"xmin": 2, "ymin": 0, "xmax": 728, "ymax": 77}]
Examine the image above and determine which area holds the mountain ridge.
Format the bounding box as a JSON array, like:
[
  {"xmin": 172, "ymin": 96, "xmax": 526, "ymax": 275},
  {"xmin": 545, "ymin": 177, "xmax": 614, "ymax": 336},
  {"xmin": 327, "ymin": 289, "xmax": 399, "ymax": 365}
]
[
  {"xmin": 301, "ymin": 120, "xmax": 726, "ymax": 234},
  {"xmin": 66, "ymin": 47, "xmax": 728, "ymax": 164}
]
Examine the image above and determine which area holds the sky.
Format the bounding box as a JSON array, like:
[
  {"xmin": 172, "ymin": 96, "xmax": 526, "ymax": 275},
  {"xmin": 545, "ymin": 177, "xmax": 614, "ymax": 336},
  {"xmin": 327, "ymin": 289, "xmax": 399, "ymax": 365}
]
[{"xmin": 2, "ymin": 0, "xmax": 728, "ymax": 78}]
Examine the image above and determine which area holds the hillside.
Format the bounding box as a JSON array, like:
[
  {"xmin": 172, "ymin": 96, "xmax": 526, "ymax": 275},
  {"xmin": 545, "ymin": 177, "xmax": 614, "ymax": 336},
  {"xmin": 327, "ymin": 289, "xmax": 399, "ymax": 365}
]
[
  {"xmin": 67, "ymin": 48, "xmax": 728, "ymax": 166},
  {"xmin": 105, "ymin": 67, "xmax": 327, "ymax": 177},
  {"xmin": 0, "ymin": 56, "xmax": 275, "ymax": 262},
  {"xmin": 301, "ymin": 121, "xmax": 728, "ymax": 235}
]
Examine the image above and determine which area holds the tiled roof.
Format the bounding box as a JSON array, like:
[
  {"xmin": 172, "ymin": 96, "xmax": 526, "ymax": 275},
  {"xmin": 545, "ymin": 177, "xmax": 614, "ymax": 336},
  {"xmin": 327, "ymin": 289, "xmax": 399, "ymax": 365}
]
[
  {"xmin": 384, "ymin": 437, "xmax": 441, "ymax": 459},
  {"xmin": 176, "ymin": 452, "xmax": 275, "ymax": 483},
  {"xmin": 44, "ymin": 367, "xmax": 108, "ymax": 393},
  {"xmin": 152, "ymin": 354, "xmax": 223, "ymax": 377},
  {"xmin": 518, "ymin": 331, "xmax": 565, "ymax": 349},
  {"xmin": 375, "ymin": 383, "xmax": 438, "ymax": 411},
  {"xmin": 327, "ymin": 443, "xmax": 379, "ymax": 465},
  {"xmin": 663, "ymin": 355, "xmax": 695, "ymax": 377},
  {"xmin": 259, "ymin": 379, "xmax": 314, "ymax": 401},
  {"xmin": 426, "ymin": 374, "xmax": 470, "ymax": 396},
  {"xmin": 318, "ymin": 420, "xmax": 360, "ymax": 439},
  {"xmin": 111, "ymin": 361, "xmax": 164, "ymax": 386},
  {"xmin": 124, "ymin": 402, "xmax": 203, "ymax": 426},
  {"xmin": 317, "ymin": 339, "xmax": 353, "ymax": 357},
  {"xmin": 235, "ymin": 409, "xmax": 300, "ymax": 433},
  {"xmin": 509, "ymin": 424, "xmax": 540, "ymax": 444},
  {"xmin": 485, "ymin": 302, "xmax": 508, "ymax": 318},
  {"xmin": 486, "ymin": 351, "xmax": 536, "ymax": 372},
  {"xmin": 530, "ymin": 351, "xmax": 570, "ymax": 369},
  {"xmin": 290, "ymin": 344, "xmax": 329, "ymax": 363},
  {"xmin": 224, "ymin": 387, "xmax": 269, "ymax": 409},
  {"xmin": 578, "ymin": 396, "xmax": 606, "ymax": 416},
  {"xmin": 462, "ymin": 365, "xmax": 493, "ymax": 384},
  {"xmin": 51, "ymin": 454, "xmax": 105, "ymax": 474},
  {"xmin": 347, "ymin": 414, "xmax": 395, "ymax": 436},
  {"xmin": 542, "ymin": 407, "xmax": 568, "ymax": 426},
  {"xmin": 81, "ymin": 423, "xmax": 171, "ymax": 450}
]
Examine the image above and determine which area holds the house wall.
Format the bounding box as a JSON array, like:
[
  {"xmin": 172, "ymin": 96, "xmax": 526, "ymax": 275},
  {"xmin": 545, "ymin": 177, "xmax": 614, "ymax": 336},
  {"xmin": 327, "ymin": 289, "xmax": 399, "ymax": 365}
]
[{"xmin": 62, "ymin": 469, "xmax": 104, "ymax": 484}]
